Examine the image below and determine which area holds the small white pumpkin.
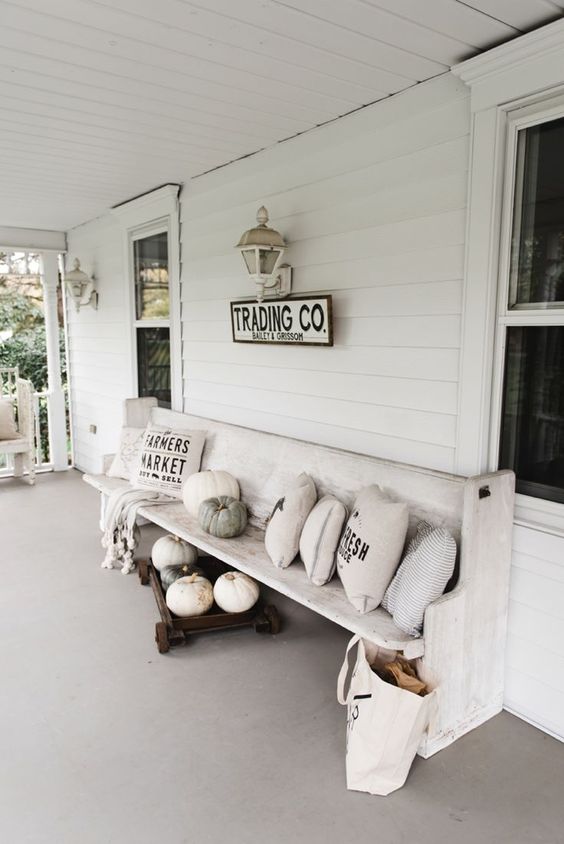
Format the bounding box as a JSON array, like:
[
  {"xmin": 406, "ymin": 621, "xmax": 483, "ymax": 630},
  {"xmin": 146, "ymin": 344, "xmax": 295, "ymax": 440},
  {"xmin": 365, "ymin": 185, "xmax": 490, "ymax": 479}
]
[
  {"xmin": 166, "ymin": 574, "xmax": 214, "ymax": 617},
  {"xmin": 151, "ymin": 534, "xmax": 198, "ymax": 572},
  {"xmin": 213, "ymin": 571, "xmax": 260, "ymax": 613},
  {"xmin": 182, "ymin": 470, "xmax": 240, "ymax": 518}
]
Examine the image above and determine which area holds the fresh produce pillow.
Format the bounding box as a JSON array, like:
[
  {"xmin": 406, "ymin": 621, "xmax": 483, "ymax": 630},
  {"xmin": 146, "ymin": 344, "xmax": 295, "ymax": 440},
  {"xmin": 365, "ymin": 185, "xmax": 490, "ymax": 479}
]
[
  {"xmin": 265, "ymin": 473, "xmax": 317, "ymax": 569},
  {"xmin": 337, "ymin": 485, "xmax": 408, "ymax": 614},
  {"xmin": 299, "ymin": 495, "xmax": 347, "ymax": 586},
  {"xmin": 383, "ymin": 521, "xmax": 456, "ymax": 637},
  {"xmin": 132, "ymin": 426, "xmax": 206, "ymax": 499},
  {"xmin": 107, "ymin": 426, "xmax": 145, "ymax": 480}
]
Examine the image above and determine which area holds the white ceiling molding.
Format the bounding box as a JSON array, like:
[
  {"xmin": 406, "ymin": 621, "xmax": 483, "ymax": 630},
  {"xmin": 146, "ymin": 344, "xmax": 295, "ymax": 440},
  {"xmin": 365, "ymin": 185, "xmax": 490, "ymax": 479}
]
[
  {"xmin": 110, "ymin": 184, "xmax": 180, "ymax": 230},
  {"xmin": 453, "ymin": 18, "xmax": 564, "ymax": 110},
  {"xmin": 0, "ymin": 225, "xmax": 66, "ymax": 252}
]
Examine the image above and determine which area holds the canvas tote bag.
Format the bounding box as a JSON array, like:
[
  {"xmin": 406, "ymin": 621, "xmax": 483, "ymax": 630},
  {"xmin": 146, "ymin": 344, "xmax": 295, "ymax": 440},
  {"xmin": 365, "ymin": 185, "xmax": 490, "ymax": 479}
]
[{"xmin": 337, "ymin": 634, "xmax": 437, "ymax": 796}]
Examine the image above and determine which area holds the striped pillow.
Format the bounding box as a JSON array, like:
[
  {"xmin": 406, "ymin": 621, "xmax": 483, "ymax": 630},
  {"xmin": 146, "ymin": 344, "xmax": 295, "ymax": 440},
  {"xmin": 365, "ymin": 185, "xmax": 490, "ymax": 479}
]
[
  {"xmin": 382, "ymin": 522, "xmax": 433, "ymax": 614},
  {"xmin": 384, "ymin": 521, "xmax": 456, "ymax": 637}
]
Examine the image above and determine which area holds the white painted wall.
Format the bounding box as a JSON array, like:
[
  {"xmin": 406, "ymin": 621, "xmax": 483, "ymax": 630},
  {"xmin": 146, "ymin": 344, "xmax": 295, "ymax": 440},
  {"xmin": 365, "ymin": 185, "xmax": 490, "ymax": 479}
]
[
  {"xmin": 65, "ymin": 215, "xmax": 128, "ymax": 473},
  {"xmin": 65, "ymin": 68, "xmax": 564, "ymax": 742},
  {"xmin": 182, "ymin": 74, "xmax": 469, "ymax": 473}
]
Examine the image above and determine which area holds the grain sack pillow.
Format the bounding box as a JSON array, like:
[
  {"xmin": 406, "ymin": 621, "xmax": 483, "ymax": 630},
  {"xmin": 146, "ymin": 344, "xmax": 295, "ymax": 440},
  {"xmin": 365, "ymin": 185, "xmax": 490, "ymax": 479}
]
[
  {"xmin": 265, "ymin": 473, "xmax": 317, "ymax": 569},
  {"xmin": 337, "ymin": 485, "xmax": 408, "ymax": 614},
  {"xmin": 107, "ymin": 426, "xmax": 146, "ymax": 481},
  {"xmin": 132, "ymin": 426, "xmax": 206, "ymax": 499},
  {"xmin": 386, "ymin": 521, "xmax": 456, "ymax": 637},
  {"xmin": 299, "ymin": 495, "xmax": 347, "ymax": 586},
  {"xmin": 0, "ymin": 399, "xmax": 17, "ymax": 440}
]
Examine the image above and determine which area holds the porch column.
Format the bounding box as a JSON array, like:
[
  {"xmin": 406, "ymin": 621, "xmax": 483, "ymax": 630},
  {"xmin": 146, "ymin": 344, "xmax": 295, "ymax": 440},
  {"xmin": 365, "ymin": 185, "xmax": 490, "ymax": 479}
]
[{"xmin": 40, "ymin": 252, "xmax": 68, "ymax": 471}]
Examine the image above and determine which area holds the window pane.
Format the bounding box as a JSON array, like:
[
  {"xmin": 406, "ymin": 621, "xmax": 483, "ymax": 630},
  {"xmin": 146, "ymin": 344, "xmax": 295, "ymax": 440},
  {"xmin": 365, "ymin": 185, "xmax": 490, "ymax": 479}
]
[
  {"xmin": 499, "ymin": 326, "xmax": 564, "ymax": 502},
  {"xmin": 510, "ymin": 117, "xmax": 564, "ymax": 307},
  {"xmin": 134, "ymin": 231, "xmax": 169, "ymax": 319},
  {"xmin": 137, "ymin": 327, "xmax": 171, "ymax": 408}
]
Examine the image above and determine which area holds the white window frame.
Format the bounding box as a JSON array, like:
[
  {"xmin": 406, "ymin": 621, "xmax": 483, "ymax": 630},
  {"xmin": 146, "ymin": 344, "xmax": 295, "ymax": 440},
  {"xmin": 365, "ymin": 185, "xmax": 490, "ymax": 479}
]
[
  {"xmin": 490, "ymin": 96, "xmax": 564, "ymax": 532},
  {"xmin": 130, "ymin": 219, "xmax": 172, "ymax": 403},
  {"xmin": 453, "ymin": 19, "xmax": 564, "ymax": 537},
  {"xmin": 111, "ymin": 185, "xmax": 182, "ymax": 411}
]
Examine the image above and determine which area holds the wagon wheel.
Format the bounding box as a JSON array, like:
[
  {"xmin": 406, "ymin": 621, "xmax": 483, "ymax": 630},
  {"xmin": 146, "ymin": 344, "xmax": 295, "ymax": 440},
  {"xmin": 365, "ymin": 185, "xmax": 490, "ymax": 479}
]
[
  {"xmin": 155, "ymin": 621, "xmax": 170, "ymax": 654},
  {"xmin": 138, "ymin": 560, "xmax": 149, "ymax": 586},
  {"xmin": 255, "ymin": 605, "xmax": 281, "ymax": 634},
  {"xmin": 264, "ymin": 604, "xmax": 281, "ymax": 634}
]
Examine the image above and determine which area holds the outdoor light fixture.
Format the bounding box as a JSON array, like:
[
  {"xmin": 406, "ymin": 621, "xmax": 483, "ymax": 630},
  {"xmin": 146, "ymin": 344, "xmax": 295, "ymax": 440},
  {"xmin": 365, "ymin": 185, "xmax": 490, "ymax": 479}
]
[
  {"xmin": 236, "ymin": 206, "xmax": 292, "ymax": 302},
  {"xmin": 64, "ymin": 258, "xmax": 98, "ymax": 312}
]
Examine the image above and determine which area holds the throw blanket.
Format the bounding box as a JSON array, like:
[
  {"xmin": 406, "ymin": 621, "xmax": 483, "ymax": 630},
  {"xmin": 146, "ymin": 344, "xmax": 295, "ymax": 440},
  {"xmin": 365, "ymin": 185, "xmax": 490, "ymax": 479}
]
[{"xmin": 101, "ymin": 486, "xmax": 171, "ymax": 575}]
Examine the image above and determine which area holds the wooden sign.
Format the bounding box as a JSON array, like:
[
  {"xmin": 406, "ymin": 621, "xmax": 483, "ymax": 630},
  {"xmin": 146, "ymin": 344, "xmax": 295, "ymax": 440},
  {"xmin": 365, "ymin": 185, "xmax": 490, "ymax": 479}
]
[{"xmin": 231, "ymin": 295, "xmax": 333, "ymax": 346}]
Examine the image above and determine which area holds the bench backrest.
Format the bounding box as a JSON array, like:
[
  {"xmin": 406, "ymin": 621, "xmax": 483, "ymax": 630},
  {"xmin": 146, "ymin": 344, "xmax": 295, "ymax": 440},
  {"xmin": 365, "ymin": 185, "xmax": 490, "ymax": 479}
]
[{"xmin": 146, "ymin": 406, "xmax": 466, "ymax": 540}]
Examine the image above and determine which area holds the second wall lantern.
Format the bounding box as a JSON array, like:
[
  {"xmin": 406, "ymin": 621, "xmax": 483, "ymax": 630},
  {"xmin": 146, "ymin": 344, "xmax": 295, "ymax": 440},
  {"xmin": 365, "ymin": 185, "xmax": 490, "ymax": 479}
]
[
  {"xmin": 236, "ymin": 206, "xmax": 292, "ymax": 302},
  {"xmin": 64, "ymin": 258, "xmax": 98, "ymax": 312}
]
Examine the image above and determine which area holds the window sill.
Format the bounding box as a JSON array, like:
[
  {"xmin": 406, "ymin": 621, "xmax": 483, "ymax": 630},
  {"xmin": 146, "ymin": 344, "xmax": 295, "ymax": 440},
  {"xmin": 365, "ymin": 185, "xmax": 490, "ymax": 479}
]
[{"xmin": 514, "ymin": 493, "xmax": 564, "ymax": 538}]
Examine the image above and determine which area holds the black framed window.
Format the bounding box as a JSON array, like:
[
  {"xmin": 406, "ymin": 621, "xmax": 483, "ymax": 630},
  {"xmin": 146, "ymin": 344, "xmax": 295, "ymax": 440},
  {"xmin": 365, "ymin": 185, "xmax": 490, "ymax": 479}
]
[
  {"xmin": 498, "ymin": 116, "xmax": 564, "ymax": 503},
  {"xmin": 132, "ymin": 229, "xmax": 171, "ymax": 408}
]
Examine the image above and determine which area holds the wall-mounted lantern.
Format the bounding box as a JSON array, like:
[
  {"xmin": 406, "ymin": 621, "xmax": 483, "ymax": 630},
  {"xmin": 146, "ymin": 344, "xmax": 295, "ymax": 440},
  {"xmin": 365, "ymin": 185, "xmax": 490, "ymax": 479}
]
[
  {"xmin": 64, "ymin": 258, "xmax": 98, "ymax": 312},
  {"xmin": 235, "ymin": 206, "xmax": 292, "ymax": 302}
]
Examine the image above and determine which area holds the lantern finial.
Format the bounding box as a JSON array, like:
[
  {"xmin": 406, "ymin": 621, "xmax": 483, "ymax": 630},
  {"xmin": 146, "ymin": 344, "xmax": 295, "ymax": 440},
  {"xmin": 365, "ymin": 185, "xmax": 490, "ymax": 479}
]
[{"xmin": 256, "ymin": 206, "xmax": 269, "ymax": 226}]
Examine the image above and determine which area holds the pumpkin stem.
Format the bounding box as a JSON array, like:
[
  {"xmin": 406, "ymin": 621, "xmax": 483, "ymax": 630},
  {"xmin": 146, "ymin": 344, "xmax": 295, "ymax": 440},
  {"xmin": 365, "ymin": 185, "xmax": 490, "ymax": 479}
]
[
  {"xmin": 225, "ymin": 573, "xmax": 235, "ymax": 581},
  {"xmin": 186, "ymin": 573, "xmax": 199, "ymax": 583}
]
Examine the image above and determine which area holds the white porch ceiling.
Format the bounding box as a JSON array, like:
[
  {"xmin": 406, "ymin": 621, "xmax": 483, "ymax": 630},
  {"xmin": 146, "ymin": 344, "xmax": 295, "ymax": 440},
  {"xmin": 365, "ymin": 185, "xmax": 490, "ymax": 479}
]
[{"xmin": 0, "ymin": 0, "xmax": 562, "ymax": 232}]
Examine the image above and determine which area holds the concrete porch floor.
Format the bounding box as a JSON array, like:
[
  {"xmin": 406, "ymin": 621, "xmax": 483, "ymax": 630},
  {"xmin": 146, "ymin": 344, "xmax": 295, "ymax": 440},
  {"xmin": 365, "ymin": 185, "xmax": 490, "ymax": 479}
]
[{"xmin": 1, "ymin": 470, "xmax": 563, "ymax": 844}]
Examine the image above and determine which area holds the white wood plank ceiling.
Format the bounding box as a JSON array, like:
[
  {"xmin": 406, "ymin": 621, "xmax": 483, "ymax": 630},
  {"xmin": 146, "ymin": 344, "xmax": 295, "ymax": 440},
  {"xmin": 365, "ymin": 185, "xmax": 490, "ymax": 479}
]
[{"xmin": 0, "ymin": 0, "xmax": 562, "ymax": 231}]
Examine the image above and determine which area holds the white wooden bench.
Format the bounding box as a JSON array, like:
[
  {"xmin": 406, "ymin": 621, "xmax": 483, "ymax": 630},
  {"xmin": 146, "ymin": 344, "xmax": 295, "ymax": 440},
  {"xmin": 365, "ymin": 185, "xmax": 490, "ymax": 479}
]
[{"xmin": 84, "ymin": 400, "xmax": 515, "ymax": 758}]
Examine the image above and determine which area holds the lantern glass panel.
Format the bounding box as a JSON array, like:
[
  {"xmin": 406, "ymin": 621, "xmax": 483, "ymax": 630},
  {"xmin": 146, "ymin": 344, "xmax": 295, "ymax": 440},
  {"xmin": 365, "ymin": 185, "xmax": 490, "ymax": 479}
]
[
  {"xmin": 242, "ymin": 248, "xmax": 257, "ymax": 275},
  {"xmin": 259, "ymin": 248, "xmax": 281, "ymax": 275}
]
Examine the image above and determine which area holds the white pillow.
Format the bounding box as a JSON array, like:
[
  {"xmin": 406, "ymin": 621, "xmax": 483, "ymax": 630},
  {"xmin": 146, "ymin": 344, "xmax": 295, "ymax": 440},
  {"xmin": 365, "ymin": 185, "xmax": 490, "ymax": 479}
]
[
  {"xmin": 337, "ymin": 485, "xmax": 408, "ymax": 614},
  {"xmin": 107, "ymin": 426, "xmax": 145, "ymax": 480},
  {"xmin": 0, "ymin": 399, "xmax": 17, "ymax": 440},
  {"xmin": 265, "ymin": 473, "xmax": 317, "ymax": 569},
  {"xmin": 386, "ymin": 521, "xmax": 456, "ymax": 637},
  {"xmin": 299, "ymin": 495, "xmax": 347, "ymax": 586},
  {"xmin": 132, "ymin": 426, "xmax": 206, "ymax": 499}
]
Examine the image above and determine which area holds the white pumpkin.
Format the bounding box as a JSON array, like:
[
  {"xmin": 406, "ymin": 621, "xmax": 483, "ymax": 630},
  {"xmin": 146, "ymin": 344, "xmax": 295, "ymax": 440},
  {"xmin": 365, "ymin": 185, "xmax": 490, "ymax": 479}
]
[
  {"xmin": 182, "ymin": 470, "xmax": 240, "ymax": 518},
  {"xmin": 213, "ymin": 571, "xmax": 260, "ymax": 613},
  {"xmin": 151, "ymin": 534, "xmax": 198, "ymax": 572},
  {"xmin": 166, "ymin": 574, "xmax": 214, "ymax": 617}
]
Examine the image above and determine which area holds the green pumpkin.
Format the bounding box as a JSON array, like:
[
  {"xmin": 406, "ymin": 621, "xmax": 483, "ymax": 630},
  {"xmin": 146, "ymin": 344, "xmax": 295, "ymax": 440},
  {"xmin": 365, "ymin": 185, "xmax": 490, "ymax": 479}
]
[
  {"xmin": 160, "ymin": 562, "xmax": 203, "ymax": 592},
  {"xmin": 198, "ymin": 496, "xmax": 248, "ymax": 538}
]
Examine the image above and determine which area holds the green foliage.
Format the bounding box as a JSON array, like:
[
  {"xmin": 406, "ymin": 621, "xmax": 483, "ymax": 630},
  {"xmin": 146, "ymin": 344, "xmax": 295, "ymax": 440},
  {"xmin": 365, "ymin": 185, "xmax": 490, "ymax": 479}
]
[
  {"xmin": 0, "ymin": 285, "xmax": 67, "ymax": 462},
  {"xmin": 0, "ymin": 287, "xmax": 65, "ymax": 391}
]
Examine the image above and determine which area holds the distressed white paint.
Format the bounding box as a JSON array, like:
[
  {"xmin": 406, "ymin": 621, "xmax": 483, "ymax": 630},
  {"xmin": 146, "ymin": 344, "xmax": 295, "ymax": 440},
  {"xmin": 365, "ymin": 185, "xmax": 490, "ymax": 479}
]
[{"xmin": 84, "ymin": 402, "xmax": 515, "ymax": 755}]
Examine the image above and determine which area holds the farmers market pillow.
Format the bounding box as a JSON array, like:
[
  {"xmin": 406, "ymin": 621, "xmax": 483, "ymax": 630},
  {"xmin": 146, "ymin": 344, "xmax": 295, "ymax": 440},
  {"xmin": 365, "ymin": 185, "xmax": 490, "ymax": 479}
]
[
  {"xmin": 337, "ymin": 485, "xmax": 408, "ymax": 614},
  {"xmin": 265, "ymin": 472, "xmax": 317, "ymax": 569},
  {"xmin": 299, "ymin": 495, "xmax": 347, "ymax": 586},
  {"xmin": 383, "ymin": 521, "xmax": 456, "ymax": 637},
  {"xmin": 132, "ymin": 426, "xmax": 206, "ymax": 499},
  {"xmin": 107, "ymin": 426, "xmax": 145, "ymax": 481},
  {"xmin": 0, "ymin": 399, "xmax": 17, "ymax": 440}
]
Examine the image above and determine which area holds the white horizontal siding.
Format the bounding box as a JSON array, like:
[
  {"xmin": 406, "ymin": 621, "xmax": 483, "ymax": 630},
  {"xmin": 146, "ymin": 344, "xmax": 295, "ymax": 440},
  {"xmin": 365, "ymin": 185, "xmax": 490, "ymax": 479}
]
[
  {"xmin": 504, "ymin": 523, "xmax": 564, "ymax": 739},
  {"xmin": 181, "ymin": 74, "xmax": 469, "ymax": 472},
  {"xmin": 66, "ymin": 215, "xmax": 129, "ymax": 473}
]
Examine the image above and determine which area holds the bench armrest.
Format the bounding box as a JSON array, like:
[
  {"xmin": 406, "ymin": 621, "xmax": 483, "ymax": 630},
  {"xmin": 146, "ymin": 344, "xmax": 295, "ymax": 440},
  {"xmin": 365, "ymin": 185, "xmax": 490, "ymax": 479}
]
[{"xmin": 101, "ymin": 453, "xmax": 115, "ymax": 474}]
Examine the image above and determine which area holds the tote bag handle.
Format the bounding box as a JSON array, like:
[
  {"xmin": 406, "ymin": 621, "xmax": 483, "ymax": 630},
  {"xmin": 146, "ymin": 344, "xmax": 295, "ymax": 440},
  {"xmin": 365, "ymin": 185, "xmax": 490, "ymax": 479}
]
[{"xmin": 337, "ymin": 634, "xmax": 367, "ymax": 705}]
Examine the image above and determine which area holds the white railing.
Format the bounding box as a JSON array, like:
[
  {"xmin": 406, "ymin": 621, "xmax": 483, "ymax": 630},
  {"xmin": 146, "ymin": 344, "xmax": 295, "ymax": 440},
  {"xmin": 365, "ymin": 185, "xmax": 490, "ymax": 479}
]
[{"xmin": 0, "ymin": 368, "xmax": 54, "ymax": 476}]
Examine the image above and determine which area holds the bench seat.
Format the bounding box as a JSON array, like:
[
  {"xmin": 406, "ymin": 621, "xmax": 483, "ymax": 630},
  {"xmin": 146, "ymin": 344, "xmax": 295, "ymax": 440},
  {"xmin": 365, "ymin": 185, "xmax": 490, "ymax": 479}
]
[
  {"xmin": 84, "ymin": 402, "xmax": 515, "ymax": 758},
  {"xmin": 83, "ymin": 471, "xmax": 424, "ymax": 657}
]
